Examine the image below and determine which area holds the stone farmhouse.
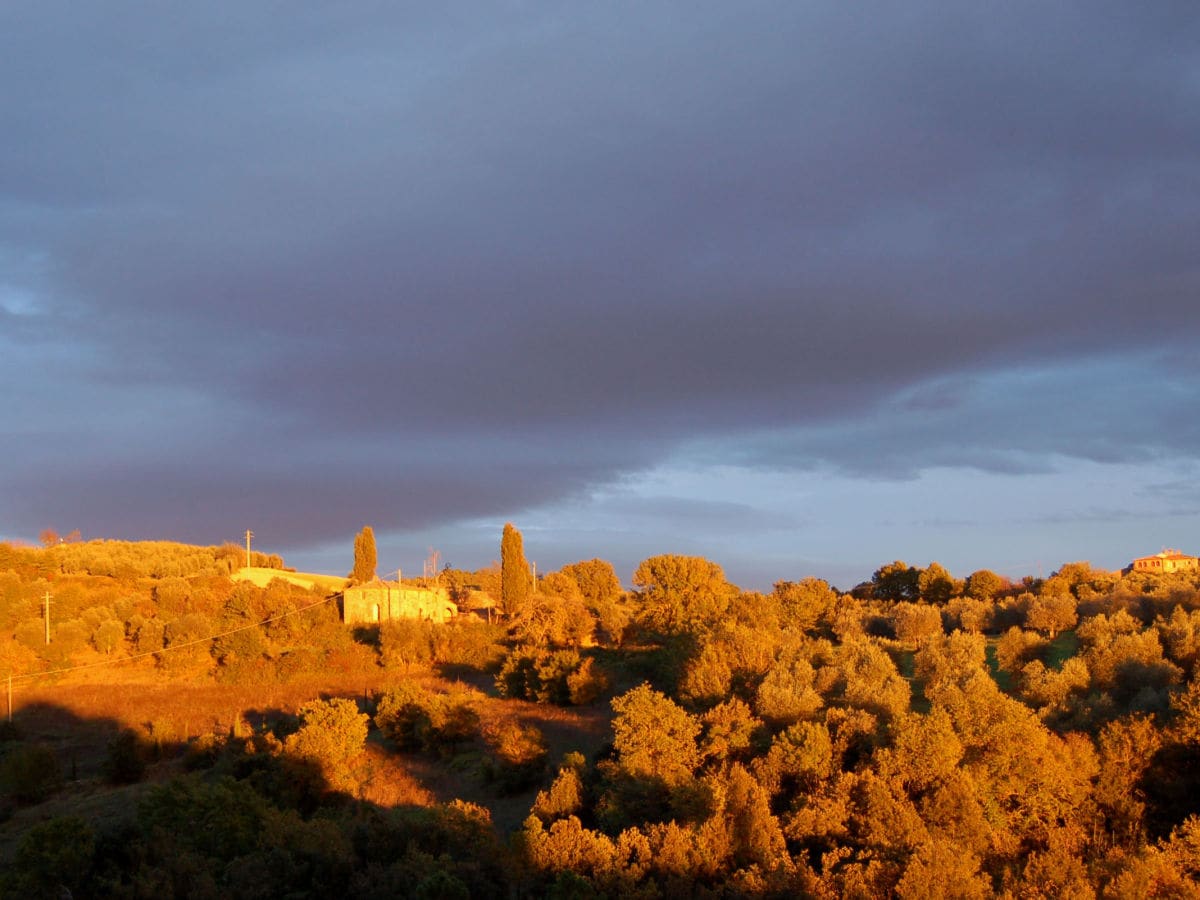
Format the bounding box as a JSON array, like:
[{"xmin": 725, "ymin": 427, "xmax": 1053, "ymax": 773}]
[
  {"xmin": 1130, "ymin": 549, "xmax": 1200, "ymax": 575},
  {"xmin": 341, "ymin": 580, "xmax": 457, "ymax": 625}
]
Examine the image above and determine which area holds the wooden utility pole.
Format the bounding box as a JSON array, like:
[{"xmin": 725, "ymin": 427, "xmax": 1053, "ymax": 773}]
[
  {"xmin": 6, "ymin": 674, "xmax": 11, "ymax": 723},
  {"xmin": 245, "ymin": 530, "xmax": 254, "ymax": 568},
  {"xmin": 43, "ymin": 591, "xmax": 51, "ymax": 645}
]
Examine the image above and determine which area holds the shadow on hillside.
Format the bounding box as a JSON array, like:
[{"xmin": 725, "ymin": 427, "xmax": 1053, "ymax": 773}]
[
  {"xmin": 1, "ymin": 700, "xmax": 185, "ymax": 790},
  {"xmin": 432, "ymin": 661, "xmax": 499, "ymax": 693},
  {"xmin": 0, "ymin": 699, "xmax": 509, "ymax": 898}
]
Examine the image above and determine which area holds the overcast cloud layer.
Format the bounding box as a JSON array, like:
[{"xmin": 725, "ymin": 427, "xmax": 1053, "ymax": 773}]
[{"xmin": 2, "ymin": 3, "xmax": 1199, "ymax": 587}]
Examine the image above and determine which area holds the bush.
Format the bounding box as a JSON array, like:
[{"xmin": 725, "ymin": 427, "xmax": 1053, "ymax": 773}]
[
  {"xmin": 0, "ymin": 719, "xmax": 20, "ymax": 743},
  {"xmin": 0, "ymin": 742, "xmax": 62, "ymax": 804},
  {"xmin": 483, "ymin": 722, "xmax": 548, "ymax": 794},
  {"xmin": 1, "ymin": 815, "xmax": 95, "ymax": 897},
  {"xmin": 381, "ymin": 619, "xmax": 436, "ymax": 669},
  {"xmin": 496, "ymin": 648, "xmax": 592, "ymax": 705},
  {"xmin": 275, "ymin": 646, "xmax": 324, "ymax": 682},
  {"xmin": 567, "ymin": 657, "xmax": 609, "ymax": 705},
  {"xmin": 183, "ymin": 733, "xmax": 226, "ymax": 771},
  {"xmin": 13, "ymin": 619, "xmax": 45, "ymax": 652},
  {"xmin": 284, "ymin": 698, "xmax": 369, "ymax": 791},
  {"xmin": 431, "ymin": 619, "xmax": 508, "ymax": 670},
  {"xmin": 375, "ymin": 685, "xmax": 481, "ymax": 756},
  {"xmin": 532, "ymin": 753, "xmax": 587, "ymax": 822},
  {"xmin": 104, "ymin": 728, "xmax": 148, "ymax": 784},
  {"xmin": 93, "ymin": 618, "xmax": 126, "ymax": 654}
]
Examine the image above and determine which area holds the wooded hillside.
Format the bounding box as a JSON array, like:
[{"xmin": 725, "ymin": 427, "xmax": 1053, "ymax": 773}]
[{"xmin": 2, "ymin": 539, "xmax": 1199, "ymax": 896}]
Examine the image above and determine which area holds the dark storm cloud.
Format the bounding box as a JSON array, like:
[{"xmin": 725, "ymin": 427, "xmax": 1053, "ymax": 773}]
[{"xmin": 1, "ymin": 2, "xmax": 1198, "ymax": 549}]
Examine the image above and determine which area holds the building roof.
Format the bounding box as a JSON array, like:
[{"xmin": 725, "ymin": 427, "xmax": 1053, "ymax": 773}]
[
  {"xmin": 344, "ymin": 579, "xmax": 441, "ymax": 592},
  {"xmin": 1135, "ymin": 549, "xmax": 1195, "ymax": 561}
]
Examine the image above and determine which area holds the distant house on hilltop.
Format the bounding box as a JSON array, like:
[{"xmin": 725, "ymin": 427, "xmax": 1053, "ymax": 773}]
[
  {"xmin": 1130, "ymin": 549, "xmax": 1199, "ymax": 575},
  {"xmin": 341, "ymin": 580, "xmax": 457, "ymax": 625}
]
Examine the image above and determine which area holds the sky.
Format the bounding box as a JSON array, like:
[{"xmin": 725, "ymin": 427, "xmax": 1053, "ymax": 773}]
[{"xmin": 2, "ymin": 3, "xmax": 1199, "ymax": 591}]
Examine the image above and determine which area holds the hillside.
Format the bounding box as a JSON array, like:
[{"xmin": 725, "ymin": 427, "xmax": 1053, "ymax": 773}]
[
  {"xmin": 232, "ymin": 566, "xmax": 349, "ymax": 593},
  {"xmin": 2, "ymin": 541, "xmax": 1200, "ymax": 895}
]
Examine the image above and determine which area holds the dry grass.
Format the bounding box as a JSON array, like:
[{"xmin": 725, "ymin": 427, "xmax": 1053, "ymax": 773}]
[
  {"xmin": 232, "ymin": 567, "xmax": 349, "ymax": 592},
  {"xmin": 357, "ymin": 744, "xmax": 436, "ymax": 807},
  {"xmin": 4, "ymin": 661, "xmax": 619, "ymax": 838}
]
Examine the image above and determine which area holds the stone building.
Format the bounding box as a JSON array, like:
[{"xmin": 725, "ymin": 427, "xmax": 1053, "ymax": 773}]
[
  {"xmin": 1130, "ymin": 550, "xmax": 1199, "ymax": 575},
  {"xmin": 341, "ymin": 580, "xmax": 457, "ymax": 625}
]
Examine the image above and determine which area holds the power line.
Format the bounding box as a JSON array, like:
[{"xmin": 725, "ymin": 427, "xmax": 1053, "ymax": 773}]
[{"xmin": 7, "ymin": 591, "xmax": 341, "ymax": 685}]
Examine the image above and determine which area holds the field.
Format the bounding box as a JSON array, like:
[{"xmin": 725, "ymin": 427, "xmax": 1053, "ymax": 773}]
[{"xmin": 231, "ymin": 567, "xmax": 349, "ymax": 593}]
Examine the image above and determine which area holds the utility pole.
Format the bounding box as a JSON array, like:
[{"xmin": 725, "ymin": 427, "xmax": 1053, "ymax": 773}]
[
  {"xmin": 245, "ymin": 530, "xmax": 254, "ymax": 568},
  {"xmin": 43, "ymin": 591, "xmax": 51, "ymax": 645},
  {"xmin": 7, "ymin": 673, "xmax": 11, "ymax": 723}
]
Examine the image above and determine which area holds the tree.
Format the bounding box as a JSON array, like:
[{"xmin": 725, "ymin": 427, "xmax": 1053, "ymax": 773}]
[
  {"xmin": 754, "ymin": 652, "xmax": 823, "ymax": 726},
  {"xmin": 964, "ymin": 569, "xmax": 1004, "ymax": 601},
  {"xmin": 871, "ymin": 561, "xmax": 920, "ymax": 602},
  {"xmin": 632, "ymin": 555, "xmax": 734, "ymax": 635},
  {"xmin": 351, "ymin": 526, "xmax": 377, "ymax": 584},
  {"xmin": 558, "ymin": 559, "xmax": 622, "ymax": 607},
  {"xmin": 1026, "ymin": 593, "xmax": 1078, "ymax": 639},
  {"xmin": 772, "ymin": 578, "xmax": 838, "ymax": 632},
  {"xmin": 918, "ymin": 562, "xmax": 960, "ymax": 605},
  {"xmin": 501, "ymin": 523, "xmax": 530, "ymax": 619},
  {"xmin": 285, "ymin": 697, "xmax": 369, "ymax": 790},
  {"xmin": 532, "ymin": 753, "xmax": 587, "ymax": 823},
  {"xmin": 893, "ymin": 602, "xmax": 944, "ymax": 646},
  {"xmin": 553, "ymin": 559, "xmax": 630, "ymax": 644},
  {"xmin": 3, "ymin": 816, "xmax": 95, "ymax": 897},
  {"xmin": 610, "ymin": 684, "xmax": 701, "ymax": 785}
]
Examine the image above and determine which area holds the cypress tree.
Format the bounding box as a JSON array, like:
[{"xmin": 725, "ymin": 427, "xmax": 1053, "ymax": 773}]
[
  {"xmin": 500, "ymin": 522, "xmax": 530, "ymax": 618},
  {"xmin": 351, "ymin": 526, "xmax": 377, "ymax": 584}
]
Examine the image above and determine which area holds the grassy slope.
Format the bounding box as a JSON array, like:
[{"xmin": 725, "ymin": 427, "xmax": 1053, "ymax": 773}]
[
  {"xmin": 0, "ymin": 661, "xmax": 618, "ymax": 861},
  {"xmin": 232, "ymin": 567, "xmax": 349, "ymax": 593}
]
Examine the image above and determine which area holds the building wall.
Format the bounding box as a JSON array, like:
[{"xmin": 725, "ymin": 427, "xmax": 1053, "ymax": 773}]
[
  {"xmin": 341, "ymin": 582, "xmax": 457, "ymax": 625},
  {"xmin": 1132, "ymin": 553, "xmax": 1199, "ymax": 574}
]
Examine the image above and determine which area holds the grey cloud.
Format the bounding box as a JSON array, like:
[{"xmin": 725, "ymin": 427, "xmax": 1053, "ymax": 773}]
[
  {"xmin": 717, "ymin": 354, "xmax": 1200, "ymax": 479},
  {"xmin": 1, "ymin": 3, "xmax": 1199, "ymax": 552},
  {"xmin": 595, "ymin": 495, "xmax": 800, "ymax": 533}
]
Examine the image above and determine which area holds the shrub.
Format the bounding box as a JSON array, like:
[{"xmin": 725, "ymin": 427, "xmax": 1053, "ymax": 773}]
[
  {"xmin": 0, "ymin": 743, "xmax": 62, "ymax": 804},
  {"xmin": 755, "ymin": 654, "xmax": 823, "ymax": 727},
  {"xmin": 375, "ymin": 685, "xmax": 481, "ymax": 756},
  {"xmin": 431, "ymin": 619, "xmax": 508, "ymax": 670},
  {"xmin": 183, "ymin": 733, "xmax": 226, "ymax": 771},
  {"xmin": 52, "ymin": 619, "xmax": 90, "ymax": 657},
  {"xmin": 483, "ymin": 722, "xmax": 548, "ymax": 794},
  {"xmin": 532, "ymin": 753, "xmax": 587, "ymax": 822},
  {"xmin": 284, "ymin": 698, "xmax": 369, "ymax": 791},
  {"xmin": 496, "ymin": 648, "xmax": 593, "ymax": 705},
  {"xmin": 13, "ymin": 619, "xmax": 45, "ymax": 652},
  {"xmin": 275, "ymin": 646, "xmax": 324, "ymax": 682},
  {"xmin": 1, "ymin": 815, "xmax": 95, "ymax": 897},
  {"xmin": 380, "ymin": 618, "xmax": 436, "ymax": 669},
  {"xmin": 93, "ymin": 618, "xmax": 126, "ymax": 654},
  {"xmin": 324, "ymin": 642, "xmax": 379, "ymax": 675},
  {"xmin": 104, "ymin": 728, "xmax": 149, "ymax": 784},
  {"xmin": 567, "ymin": 657, "xmax": 609, "ymax": 705}
]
